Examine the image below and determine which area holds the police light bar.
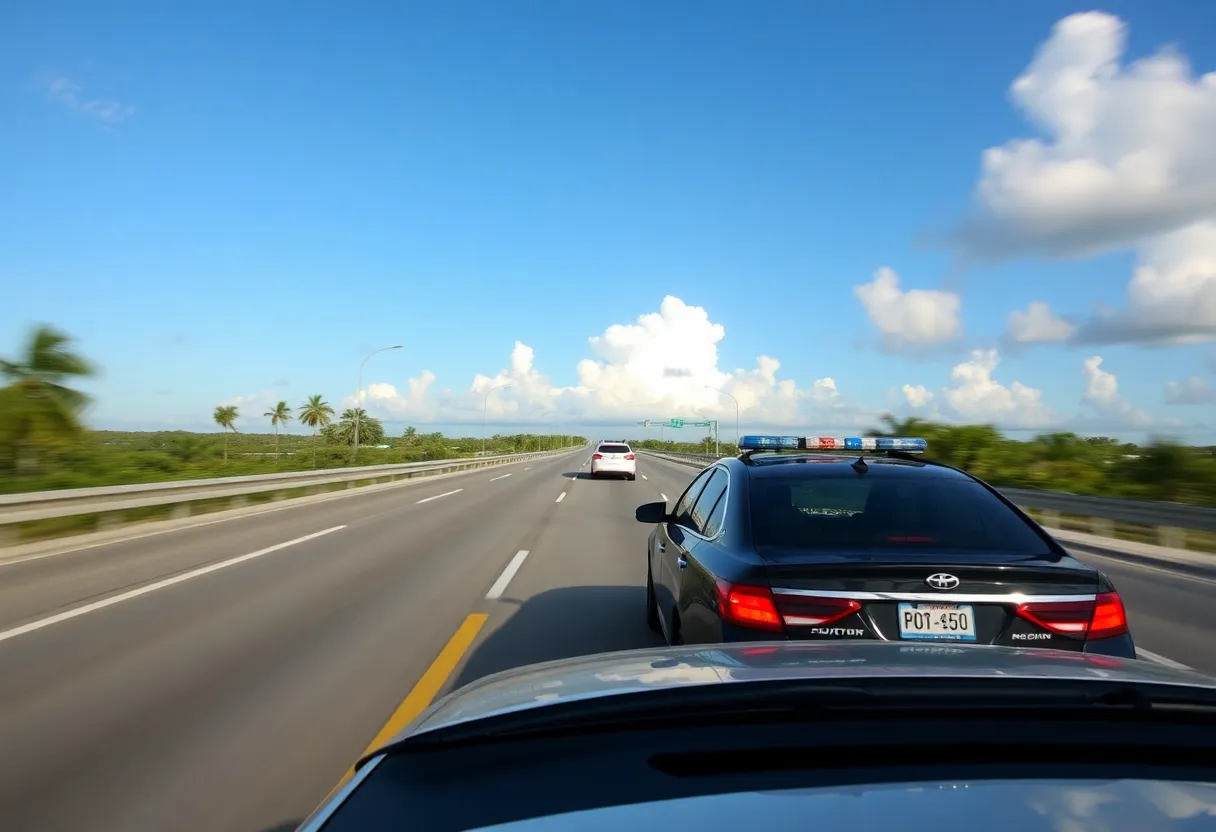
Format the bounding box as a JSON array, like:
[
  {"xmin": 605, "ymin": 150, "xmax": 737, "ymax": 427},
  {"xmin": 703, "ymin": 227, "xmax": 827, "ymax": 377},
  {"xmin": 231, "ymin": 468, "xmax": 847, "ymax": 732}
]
[
  {"xmin": 738, "ymin": 436, "xmax": 801, "ymax": 450},
  {"xmin": 738, "ymin": 435, "xmax": 928, "ymax": 453}
]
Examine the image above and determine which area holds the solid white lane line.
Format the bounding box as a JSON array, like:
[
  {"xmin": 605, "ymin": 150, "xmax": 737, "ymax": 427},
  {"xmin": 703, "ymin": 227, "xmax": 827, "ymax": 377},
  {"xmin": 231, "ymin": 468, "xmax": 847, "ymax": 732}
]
[
  {"xmin": 1137, "ymin": 647, "xmax": 1192, "ymax": 670},
  {"xmin": 415, "ymin": 489, "xmax": 463, "ymax": 504},
  {"xmin": 0, "ymin": 526, "xmax": 347, "ymax": 645},
  {"xmin": 486, "ymin": 550, "xmax": 530, "ymax": 600},
  {"xmin": 555, "ymin": 492, "xmax": 566, "ymax": 503},
  {"xmin": 490, "ymin": 473, "xmax": 512, "ymax": 482},
  {"xmin": 660, "ymin": 493, "xmax": 669, "ymax": 502}
]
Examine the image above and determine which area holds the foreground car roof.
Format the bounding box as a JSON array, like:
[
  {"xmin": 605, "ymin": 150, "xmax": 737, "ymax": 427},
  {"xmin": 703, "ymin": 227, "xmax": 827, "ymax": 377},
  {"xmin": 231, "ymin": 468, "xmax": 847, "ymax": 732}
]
[{"xmin": 405, "ymin": 642, "xmax": 1213, "ymax": 740}]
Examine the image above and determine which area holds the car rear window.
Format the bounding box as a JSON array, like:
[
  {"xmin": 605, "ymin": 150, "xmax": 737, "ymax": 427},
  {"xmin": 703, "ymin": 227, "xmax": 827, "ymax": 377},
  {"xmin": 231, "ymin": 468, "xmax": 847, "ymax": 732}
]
[
  {"xmin": 598, "ymin": 444, "xmax": 631, "ymax": 454},
  {"xmin": 748, "ymin": 476, "xmax": 1049, "ymax": 553}
]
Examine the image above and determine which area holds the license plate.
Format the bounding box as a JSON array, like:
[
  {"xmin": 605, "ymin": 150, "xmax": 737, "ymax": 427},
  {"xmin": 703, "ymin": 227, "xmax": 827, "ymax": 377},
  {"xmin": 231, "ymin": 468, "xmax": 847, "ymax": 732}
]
[{"xmin": 897, "ymin": 603, "xmax": 977, "ymax": 642}]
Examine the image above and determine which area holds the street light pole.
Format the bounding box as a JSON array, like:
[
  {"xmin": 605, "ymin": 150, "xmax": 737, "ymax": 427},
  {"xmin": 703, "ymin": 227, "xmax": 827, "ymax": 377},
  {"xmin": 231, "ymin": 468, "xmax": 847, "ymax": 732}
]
[
  {"xmin": 527, "ymin": 408, "xmax": 547, "ymax": 450},
  {"xmin": 354, "ymin": 344, "xmax": 403, "ymax": 464},
  {"xmin": 706, "ymin": 386, "xmax": 740, "ymax": 450},
  {"xmin": 483, "ymin": 383, "xmax": 515, "ymax": 455}
]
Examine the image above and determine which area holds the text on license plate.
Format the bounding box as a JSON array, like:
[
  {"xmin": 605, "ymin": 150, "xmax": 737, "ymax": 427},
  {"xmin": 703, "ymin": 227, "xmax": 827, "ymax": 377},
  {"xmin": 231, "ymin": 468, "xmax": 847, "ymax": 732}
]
[{"xmin": 897, "ymin": 603, "xmax": 977, "ymax": 642}]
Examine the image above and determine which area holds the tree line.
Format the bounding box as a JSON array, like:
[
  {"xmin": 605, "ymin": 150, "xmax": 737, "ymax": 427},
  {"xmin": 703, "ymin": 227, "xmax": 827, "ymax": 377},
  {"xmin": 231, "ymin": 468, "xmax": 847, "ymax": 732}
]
[
  {"xmin": 3, "ymin": 324, "xmax": 1214, "ymax": 505},
  {"xmin": 628, "ymin": 415, "xmax": 1216, "ymax": 507},
  {"xmin": 0, "ymin": 324, "xmax": 584, "ymax": 493}
]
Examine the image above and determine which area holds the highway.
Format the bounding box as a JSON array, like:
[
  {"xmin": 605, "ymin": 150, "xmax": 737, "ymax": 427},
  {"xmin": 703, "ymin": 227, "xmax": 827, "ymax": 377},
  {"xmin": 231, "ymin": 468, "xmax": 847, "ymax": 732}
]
[{"xmin": 0, "ymin": 448, "xmax": 1213, "ymax": 832}]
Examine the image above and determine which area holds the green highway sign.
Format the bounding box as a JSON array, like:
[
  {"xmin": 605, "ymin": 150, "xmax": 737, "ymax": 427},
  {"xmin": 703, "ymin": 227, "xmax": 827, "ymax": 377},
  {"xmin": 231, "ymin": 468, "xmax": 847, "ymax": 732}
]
[
  {"xmin": 669, "ymin": 418, "xmax": 684, "ymax": 428},
  {"xmin": 687, "ymin": 421, "xmax": 712, "ymax": 427}
]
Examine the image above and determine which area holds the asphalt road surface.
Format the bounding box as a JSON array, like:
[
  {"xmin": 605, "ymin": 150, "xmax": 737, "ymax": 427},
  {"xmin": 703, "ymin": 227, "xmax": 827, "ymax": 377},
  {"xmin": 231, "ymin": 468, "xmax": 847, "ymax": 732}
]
[{"xmin": 0, "ymin": 449, "xmax": 1212, "ymax": 831}]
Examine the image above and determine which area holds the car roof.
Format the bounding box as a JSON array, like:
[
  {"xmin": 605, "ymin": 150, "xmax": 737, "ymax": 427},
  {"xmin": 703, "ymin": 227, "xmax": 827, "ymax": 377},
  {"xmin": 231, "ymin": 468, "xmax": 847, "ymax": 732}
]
[
  {"xmin": 725, "ymin": 453, "xmax": 977, "ymax": 481},
  {"xmin": 400, "ymin": 642, "xmax": 1216, "ymax": 740}
]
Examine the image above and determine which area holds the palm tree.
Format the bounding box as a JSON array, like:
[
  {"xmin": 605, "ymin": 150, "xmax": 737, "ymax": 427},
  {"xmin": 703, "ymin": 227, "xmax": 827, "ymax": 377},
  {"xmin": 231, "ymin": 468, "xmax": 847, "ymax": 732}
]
[
  {"xmin": 327, "ymin": 408, "xmax": 384, "ymax": 446},
  {"xmin": 212, "ymin": 405, "xmax": 240, "ymax": 463},
  {"xmin": 264, "ymin": 401, "xmax": 293, "ymax": 463},
  {"xmin": 0, "ymin": 324, "xmax": 95, "ymax": 474},
  {"xmin": 868, "ymin": 414, "xmax": 931, "ymax": 437},
  {"xmin": 298, "ymin": 394, "xmax": 335, "ymax": 468}
]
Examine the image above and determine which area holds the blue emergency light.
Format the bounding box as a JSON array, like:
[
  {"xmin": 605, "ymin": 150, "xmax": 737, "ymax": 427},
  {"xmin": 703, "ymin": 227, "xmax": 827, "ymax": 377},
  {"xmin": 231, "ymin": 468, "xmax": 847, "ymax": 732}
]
[
  {"xmin": 736, "ymin": 435, "xmax": 801, "ymax": 449},
  {"xmin": 738, "ymin": 435, "xmax": 928, "ymax": 454}
]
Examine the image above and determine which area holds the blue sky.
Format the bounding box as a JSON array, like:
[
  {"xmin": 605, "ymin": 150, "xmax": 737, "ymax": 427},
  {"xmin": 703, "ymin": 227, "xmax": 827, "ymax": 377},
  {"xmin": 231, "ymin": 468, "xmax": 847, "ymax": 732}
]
[{"xmin": 2, "ymin": 0, "xmax": 1215, "ymax": 442}]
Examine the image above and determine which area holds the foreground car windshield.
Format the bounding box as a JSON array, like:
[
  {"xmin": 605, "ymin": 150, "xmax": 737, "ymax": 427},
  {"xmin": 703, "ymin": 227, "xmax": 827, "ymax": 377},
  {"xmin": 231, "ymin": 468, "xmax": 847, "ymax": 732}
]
[{"xmin": 750, "ymin": 475, "xmax": 1050, "ymax": 552}]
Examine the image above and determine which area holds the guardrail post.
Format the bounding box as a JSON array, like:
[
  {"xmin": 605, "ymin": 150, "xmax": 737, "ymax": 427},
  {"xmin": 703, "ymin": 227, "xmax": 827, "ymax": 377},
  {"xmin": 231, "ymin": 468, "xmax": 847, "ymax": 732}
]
[
  {"xmin": 171, "ymin": 504, "xmax": 191, "ymax": 520},
  {"xmin": 231, "ymin": 496, "xmax": 248, "ymax": 509},
  {"xmin": 1091, "ymin": 517, "xmax": 1115, "ymax": 538},
  {"xmin": 98, "ymin": 513, "xmax": 122, "ymax": 533},
  {"xmin": 1039, "ymin": 509, "xmax": 1060, "ymax": 528},
  {"xmin": 1158, "ymin": 526, "xmax": 1185, "ymax": 550}
]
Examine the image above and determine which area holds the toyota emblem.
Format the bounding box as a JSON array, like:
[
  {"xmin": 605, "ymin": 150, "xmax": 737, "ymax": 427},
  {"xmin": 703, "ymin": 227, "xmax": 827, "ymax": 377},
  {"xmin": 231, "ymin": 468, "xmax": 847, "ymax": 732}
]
[{"xmin": 925, "ymin": 573, "xmax": 960, "ymax": 590}]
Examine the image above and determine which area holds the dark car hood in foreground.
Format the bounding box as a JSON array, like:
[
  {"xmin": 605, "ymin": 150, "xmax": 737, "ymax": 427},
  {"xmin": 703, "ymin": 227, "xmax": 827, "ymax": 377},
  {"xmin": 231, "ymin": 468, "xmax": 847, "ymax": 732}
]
[{"xmin": 404, "ymin": 642, "xmax": 1214, "ymax": 741}]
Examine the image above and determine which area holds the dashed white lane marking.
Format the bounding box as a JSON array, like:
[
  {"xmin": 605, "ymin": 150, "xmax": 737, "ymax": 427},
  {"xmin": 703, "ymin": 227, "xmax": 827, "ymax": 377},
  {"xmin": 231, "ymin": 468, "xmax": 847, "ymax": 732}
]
[
  {"xmin": 1136, "ymin": 647, "xmax": 1192, "ymax": 670},
  {"xmin": 555, "ymin": 492, "xmax": 567, "ymax": 503},
  {"xmin": 489, "ymin": 473, "xmax": 512, "ymax": 482},
  {"xmin": 486, "ymin": 550, "xmax": 530, "ymax": 600},
  {"xmin": 524, "ymin": 467, "xmax": 532, "ymax": 471},
  {"xmin": 660, "ymin": 493, "xmax": 669, "ymax": 502},
  {"xmin": 641, "ymin": 474, "xmax": 648, "ymax": 480},
  {"xmin": 415, "ymin": 489, "xmax": 463, "ymax": 504},
  {"xmin": 0, "ymin": 526, "xmax": 347, "ymax": 645}
]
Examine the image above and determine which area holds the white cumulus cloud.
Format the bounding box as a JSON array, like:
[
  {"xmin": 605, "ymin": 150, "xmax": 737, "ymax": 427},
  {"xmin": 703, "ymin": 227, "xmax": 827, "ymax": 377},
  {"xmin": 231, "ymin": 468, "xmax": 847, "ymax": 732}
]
[
  {"xmin": 1006, "ymin": 301, "xmax": 1078, "ymax": 344},
  {"xmin": 343, "ymin": 296, "xmax": 878, "ymax": 430},
  {"xmin": 1078, "ymin": 220, "xmax": 1216, "ymax": 344},
  {"xmin": 853, "ymin": 267, "xmax": 963, "ymax": 351},
  {"xmin": 952, "ymin": 12, "xmax": 1216, "ymax": 261},
  {"xmin": 901, "ymin": 384, "xmax": 934, "ymax": 408},
  {"xmin": 1079, "ymin": 355, "xmax": 1153, "ymax": 427},
  {"xmin": 948, "ymin": 12, "xmax": 1216, "ymax": 346},
  {"xmin": 941, "ymin": 349, "xmax": 1056, "ymax": 428},
  {"xmin": 1164, "ymin": 376, "xmax": 1216, "ymax": 405}
]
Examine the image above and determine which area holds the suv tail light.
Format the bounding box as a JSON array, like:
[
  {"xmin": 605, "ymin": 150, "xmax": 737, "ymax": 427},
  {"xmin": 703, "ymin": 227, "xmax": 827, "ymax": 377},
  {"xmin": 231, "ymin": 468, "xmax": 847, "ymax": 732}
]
[
  {"xmin": 592, "ymin": 453, "xmax": 603, "ymax": 459},
  {"xmin": 715, "ymin": 580, "xmax": 783, "ymax": 633},
  {"xmin": 1015, "ymin": 592, "xmax": 1128, "ymax": 640},
  {"xmin": 624, "ymin": 453, "xmax": 635, "ymax": 460}
]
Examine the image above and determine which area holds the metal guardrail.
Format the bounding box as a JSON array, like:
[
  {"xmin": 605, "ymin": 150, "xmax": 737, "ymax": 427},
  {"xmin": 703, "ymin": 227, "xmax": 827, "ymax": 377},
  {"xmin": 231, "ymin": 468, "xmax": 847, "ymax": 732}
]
[
  {"xmin": 640, "ymin": 450, "xmax": 1216, "ymax": 544},
  {"xmin": 0, "ymin": 448, "xmax": 577, "ymax": 530}
]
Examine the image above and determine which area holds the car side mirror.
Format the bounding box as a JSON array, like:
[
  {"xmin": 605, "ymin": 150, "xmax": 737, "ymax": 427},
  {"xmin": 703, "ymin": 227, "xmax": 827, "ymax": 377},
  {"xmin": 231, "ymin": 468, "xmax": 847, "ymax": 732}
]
[{"xmin": 635, "ymin": 501, "xmax": 670, "ymax": 524}]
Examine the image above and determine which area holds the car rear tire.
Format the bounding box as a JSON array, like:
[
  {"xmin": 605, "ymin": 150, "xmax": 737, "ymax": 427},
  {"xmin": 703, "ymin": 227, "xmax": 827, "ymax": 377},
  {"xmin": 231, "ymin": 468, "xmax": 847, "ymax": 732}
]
[
  {"xmin": 646, "ymin": 565, "xmax": 662, "ymax": 633},
  {"xmin": 627, "ymin": 474, "xmax": 636, "ymax": 481}
]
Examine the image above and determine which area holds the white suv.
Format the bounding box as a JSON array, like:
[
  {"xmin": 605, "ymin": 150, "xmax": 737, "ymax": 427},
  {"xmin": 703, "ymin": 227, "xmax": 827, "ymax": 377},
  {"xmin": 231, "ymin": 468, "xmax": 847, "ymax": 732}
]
[{"xmin": 590, "ymin": 441, "xmax": 636, "ymax": 480}]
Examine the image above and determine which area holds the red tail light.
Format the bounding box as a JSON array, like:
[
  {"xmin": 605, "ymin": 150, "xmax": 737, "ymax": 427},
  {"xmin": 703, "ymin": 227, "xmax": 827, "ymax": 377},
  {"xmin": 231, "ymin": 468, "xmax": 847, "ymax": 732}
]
[
  {"xmin": 592, "ymin": 453, "xmax": 603, "ymax": 459},
  {"xmin": 624, "ymin": 453, "xmax": 635, "ymax": 460},
  {"xmin": 776, "ymin": 595, "xmax": 863, "ymax": 627},
  {"xmin": 1089, "ymin": 592, "xmax": 1130, "ymax": 640},
  {"xmin": 715, "ymin": 580, "xmax": 783, "ymax": 633},
  {"xmin": 1015, "ymin": 592, "xmax": 1128, "ymax": 640}
]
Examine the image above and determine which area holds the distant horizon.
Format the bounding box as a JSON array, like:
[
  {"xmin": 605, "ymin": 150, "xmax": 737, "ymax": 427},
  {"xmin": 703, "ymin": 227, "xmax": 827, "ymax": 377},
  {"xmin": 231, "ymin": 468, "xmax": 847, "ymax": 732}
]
[{"xmin": 84, "ymin": 417, "xmax": 1216, "ymax": 447}]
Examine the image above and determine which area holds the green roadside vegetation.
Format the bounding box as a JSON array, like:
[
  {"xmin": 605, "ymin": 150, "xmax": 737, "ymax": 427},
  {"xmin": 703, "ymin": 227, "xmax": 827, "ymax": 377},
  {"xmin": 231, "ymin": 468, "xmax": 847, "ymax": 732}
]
[
  {"xmin": 628, "ymin": 414, "xmax": 1216, "ymax": 508},
  {"xmin": 2, "ymin": 323, "xmax": 1213, "ymax": 508},
  {"xmin": 0, "ymin": 324, "xmax": 581, "ymax": 496}
]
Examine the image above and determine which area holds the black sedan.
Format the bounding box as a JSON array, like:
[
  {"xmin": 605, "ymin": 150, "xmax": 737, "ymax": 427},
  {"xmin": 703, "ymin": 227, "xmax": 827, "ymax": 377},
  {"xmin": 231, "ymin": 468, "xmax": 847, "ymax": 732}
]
[{"xmin": 636, "ymin": 444, "xmax": 1137, "ymax": 658}]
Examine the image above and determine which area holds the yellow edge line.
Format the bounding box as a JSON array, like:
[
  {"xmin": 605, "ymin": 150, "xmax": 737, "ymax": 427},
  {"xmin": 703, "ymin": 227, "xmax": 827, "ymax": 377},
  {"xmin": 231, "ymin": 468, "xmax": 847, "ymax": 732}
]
[{"xmin": 323, "ymin": 612, "xmax": 489, "ymax": 801}]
